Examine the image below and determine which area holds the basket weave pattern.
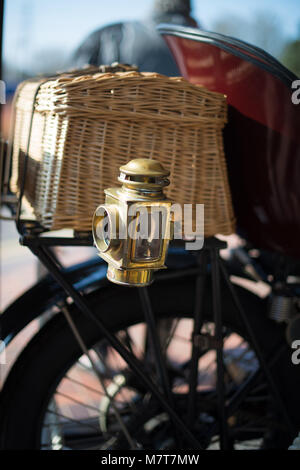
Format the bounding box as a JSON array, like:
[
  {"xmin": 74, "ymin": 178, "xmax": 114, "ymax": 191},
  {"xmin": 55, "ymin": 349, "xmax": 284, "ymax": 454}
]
[{"xmin": 11, "ymin": 68, "xmax": 235, "ymax": 236}]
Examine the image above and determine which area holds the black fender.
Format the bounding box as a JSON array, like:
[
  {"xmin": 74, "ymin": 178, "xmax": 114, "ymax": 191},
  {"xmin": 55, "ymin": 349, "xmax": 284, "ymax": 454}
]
[
  {"xmin": 0, "ymin": 247, "xmax": 200, "ymax": 346},
  {"xmin": 0, "ymin": 256, "xmax": 108, "ymax": 346}
]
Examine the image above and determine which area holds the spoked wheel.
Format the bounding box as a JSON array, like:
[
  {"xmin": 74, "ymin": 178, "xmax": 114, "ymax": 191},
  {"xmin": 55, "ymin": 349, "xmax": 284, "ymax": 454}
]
[
  {"xmin": 0, "ymin": 276, "xmax": 299, "ymax": 449},
  {"xmin": 41, "ymin": 320, "xmax": 264, "ymax": 450}
]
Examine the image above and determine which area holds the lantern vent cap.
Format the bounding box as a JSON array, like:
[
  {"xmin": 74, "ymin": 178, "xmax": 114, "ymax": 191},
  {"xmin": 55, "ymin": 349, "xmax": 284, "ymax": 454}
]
[
  {"xmin": 118, "ymin": 158, "xmax": 170, "ymax": 190},
  {"xmin": 119, "ymin": 158, "xmax": 169, "ymax": 177}
]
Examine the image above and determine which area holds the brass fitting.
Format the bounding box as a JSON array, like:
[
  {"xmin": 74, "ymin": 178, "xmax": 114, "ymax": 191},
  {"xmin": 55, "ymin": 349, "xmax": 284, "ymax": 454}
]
[{"xmin": 92, "ymin": 158, "xmax": 172, "ymax": 287}]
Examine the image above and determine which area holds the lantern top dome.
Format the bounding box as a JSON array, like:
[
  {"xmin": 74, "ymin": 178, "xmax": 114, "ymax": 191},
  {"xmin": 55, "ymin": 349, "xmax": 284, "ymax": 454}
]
[{"xmin": 119, "ymin": 158, "xmax": 170, "ymax": 178}]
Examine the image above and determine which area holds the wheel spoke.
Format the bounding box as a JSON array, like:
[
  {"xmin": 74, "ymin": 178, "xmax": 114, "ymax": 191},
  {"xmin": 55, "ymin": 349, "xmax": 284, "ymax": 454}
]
[
  {"xmin": 40, "ymin": 317, "xmax": 270, "ymax": 450},
  {"xmin": 45, "ymin": 409, "xmax": 100, "ymax": 433}
]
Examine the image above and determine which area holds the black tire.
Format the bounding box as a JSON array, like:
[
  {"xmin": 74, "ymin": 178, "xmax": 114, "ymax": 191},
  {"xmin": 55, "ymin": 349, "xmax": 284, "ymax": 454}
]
[{"xmin": 0, "ymin": 275, "xmax": 299, "ymax": 449}]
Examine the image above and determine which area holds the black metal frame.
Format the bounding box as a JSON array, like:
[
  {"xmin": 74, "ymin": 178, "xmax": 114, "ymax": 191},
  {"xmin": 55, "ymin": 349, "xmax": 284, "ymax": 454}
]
[
  {"xmin": 15, "ymin": 223, "xmax": 295, "ymax": 449},
  {"xmin": 21, "ymin": 233, "xmax": 201, "ymax": 449}
]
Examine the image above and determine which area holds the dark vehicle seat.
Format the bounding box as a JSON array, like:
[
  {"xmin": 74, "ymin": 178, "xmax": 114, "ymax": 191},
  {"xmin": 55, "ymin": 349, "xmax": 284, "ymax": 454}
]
[{"xmin": 158, "ymin": 24, "xmax": 300, "ymax": 258}]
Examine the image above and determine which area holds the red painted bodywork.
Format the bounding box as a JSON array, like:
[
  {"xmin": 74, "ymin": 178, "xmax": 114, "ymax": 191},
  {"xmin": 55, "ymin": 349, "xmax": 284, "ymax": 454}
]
[{"xmin": 161, "ymin": 29, "xmax": 300, "ymax": 258}]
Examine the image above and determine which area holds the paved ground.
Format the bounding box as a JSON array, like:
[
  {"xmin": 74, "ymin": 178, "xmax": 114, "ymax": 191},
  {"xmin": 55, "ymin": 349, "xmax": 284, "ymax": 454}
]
[
  {"xmin": 0, "ymin": 215, "xmax": 95, "ymax": 386},
  {"xmin": 1, "ymin": 218, "xmax": 37, "ymax": 309}
]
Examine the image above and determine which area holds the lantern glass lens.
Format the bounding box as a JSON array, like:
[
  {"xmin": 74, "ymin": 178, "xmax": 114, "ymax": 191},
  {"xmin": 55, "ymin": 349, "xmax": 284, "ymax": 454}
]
[
  {"xmin": 132, "ymin": 210, "xmax": 162, "ymax": 261},
  {"xmin": 134, "ymin": 236, "xmax": 161, "ymax": 261},
  {"xmin": 92, "ymin": 205, "xmax": 118, "ymax": 253}
]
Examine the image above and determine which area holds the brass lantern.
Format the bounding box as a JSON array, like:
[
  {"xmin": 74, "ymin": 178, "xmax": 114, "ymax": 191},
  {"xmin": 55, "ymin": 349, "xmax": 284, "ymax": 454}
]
[{"xmin": 92, "ymin": 158, "xmax": 172, "ymax": 286}]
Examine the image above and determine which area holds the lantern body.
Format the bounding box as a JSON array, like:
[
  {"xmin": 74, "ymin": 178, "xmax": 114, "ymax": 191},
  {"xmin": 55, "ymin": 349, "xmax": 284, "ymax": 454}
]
[{"xmin": 92, "ymin": 159, "xmax": 172, "ymax": 286}]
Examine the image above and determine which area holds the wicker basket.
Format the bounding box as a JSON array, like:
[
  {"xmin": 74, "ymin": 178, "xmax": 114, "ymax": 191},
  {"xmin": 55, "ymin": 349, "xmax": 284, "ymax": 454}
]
[{"xmin": 10, "ymin": 65, "xmax": 235, "ymax": 236}]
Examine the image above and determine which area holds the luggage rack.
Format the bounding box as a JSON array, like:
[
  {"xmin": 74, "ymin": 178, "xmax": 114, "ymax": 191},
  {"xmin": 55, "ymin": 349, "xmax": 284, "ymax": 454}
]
[{"xmin": 17, "ymin": 223, "xmax": 298, "ymax": 448}]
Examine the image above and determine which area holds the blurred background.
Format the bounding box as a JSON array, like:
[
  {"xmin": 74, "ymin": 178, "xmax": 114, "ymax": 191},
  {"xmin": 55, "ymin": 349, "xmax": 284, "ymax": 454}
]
[
  {"xmin": 3, "ymin": 1, "xmax": 300, "ymax": 80},
  {"xmin": 2, "ymin": 0, "xmax": 300, "ymax": 137}
]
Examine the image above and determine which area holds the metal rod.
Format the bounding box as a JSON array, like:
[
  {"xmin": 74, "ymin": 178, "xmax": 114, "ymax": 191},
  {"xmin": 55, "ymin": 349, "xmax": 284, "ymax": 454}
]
[
  {"xmin": 219, "ymin": 258, "xmax": 295, "ymax": 438},
  {"xmin": 16, "ymin": 85, "xmax": 43, "ymax": 231},
  {"xmin": 0, "ymin": 0, "xmax": 4, "ymax": 113},
  {"xmin": 187, "ymin": 250, "xmax": 207, "ymax": 427},
  {"xmin": 22, "ymin": 234, "xmax": 94, "ymax": 247},
  {"xmin": 138, "ymin": 287, "xmax": 174, "ymax": 403},
  {"xmin": 59, "ymin": 301, "xmax": 136, "ymax": 449},
  {"xmin": 226, "ymin": 343, "xmax": 287, "ymax": 417},
  {"xmin": 138, "ymin": 287, "xmax": 181, "ymax": 446},
  {"xmin": 28, "ymin": 243, "xmax": 202, "ymax": 449},
  {"xmin": 211, "ymin": 247, "xmax": 229, "ymax": 450}
]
